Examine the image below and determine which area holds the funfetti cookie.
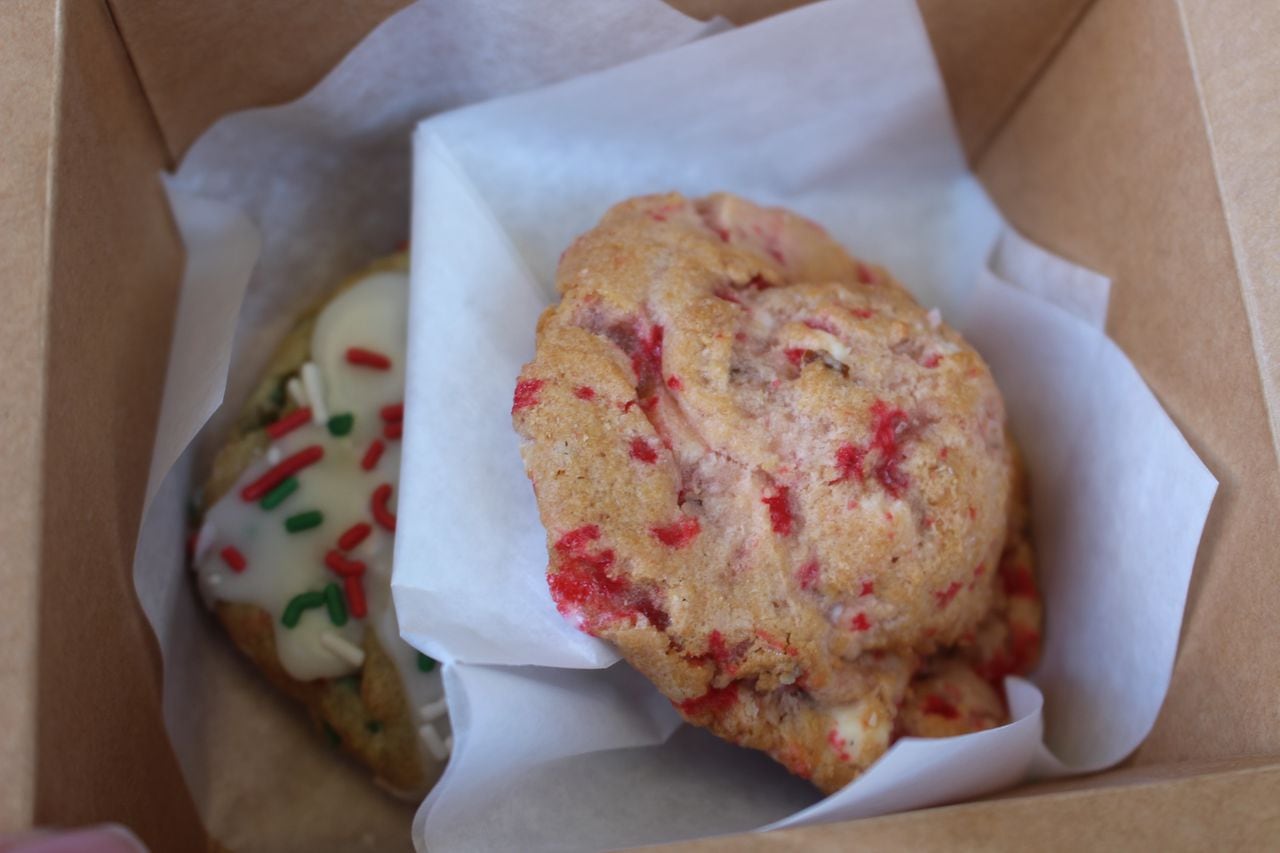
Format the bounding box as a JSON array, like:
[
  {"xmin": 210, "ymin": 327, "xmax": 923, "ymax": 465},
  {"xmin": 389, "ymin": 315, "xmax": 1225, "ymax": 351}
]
[
  {"xmin": 192, "ymin": 253, "xmax": 450, "ymax": 795},
  {"xmin": 512, "ymin": 193, "xmax": 1042, "ymax": 794}
]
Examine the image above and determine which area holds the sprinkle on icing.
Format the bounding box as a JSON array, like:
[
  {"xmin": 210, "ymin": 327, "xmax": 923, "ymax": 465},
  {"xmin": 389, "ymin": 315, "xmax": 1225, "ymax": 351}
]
[
  {"xmin": 194, "ymin": 267, "xmax": 448, "ymax": 772},
  {"xmin": 346, "ymin": 347, "xmax": 392, "ymax": 370},
  {"xmin": 301, "ymin": 362, "xmax": 328, "ymax": 423}
]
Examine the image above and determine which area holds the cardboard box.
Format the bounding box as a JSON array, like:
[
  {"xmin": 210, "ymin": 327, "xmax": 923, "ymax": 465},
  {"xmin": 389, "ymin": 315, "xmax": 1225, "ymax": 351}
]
[{"xmin": 2, "ymin": 0, "xmax": 1278, "ymax": 848}]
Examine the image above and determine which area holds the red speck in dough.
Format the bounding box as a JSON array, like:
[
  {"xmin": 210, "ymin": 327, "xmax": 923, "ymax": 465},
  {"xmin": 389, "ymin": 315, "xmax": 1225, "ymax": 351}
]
[
  {"xmin": 574, "ymin": 386, "xmax": 596, "ymax": 401},
  {"xmin": 677, "ymin": 683, "xmax": 739, "ymax": 717},
  {"xmin": 797, "ymin": 559, "xmax": 820, "ymax": 590},
  {"xmin": 652, "ymin": 516, "xmax": 701, "ymax": 548},
  {"xmin": 512, "ymin": 378, "xmax": 545, "ymax": 413},
  {"xmin": 785, "ymin": 348, "xmax": 807, "ymax": 366},
  {"xmin": 921, "ymin": 694, "xmax": 961, "ymax": 719},
  {"xmin": 762, "ymin": 487, "xmax": 793, "ymax": 535},
  {"xmin": 832, "ymin": 443, "xmax": 867, "ymax": 484},
  {"xmin": 1010, "ymin": 625, "xmax": 1041, "ymax": 672},
  {"xmin": 712, "ymin": 287, "xmax": 742, "ymax": 305},
  {"xmin": 868, "ymin": 400, "xmax": 911, "ymax": 497},
  {"xmin": 626, "ymin": 325, "xmax": 664, "ymax": 391},
  {"xmin": 1003, "ymin": 564, "xmax": 1038, "ymax": 598},
  {"xmin": 802, "ymin": 317, "xmax": 839, "ymax": 334},
  {"xmin": 935, "ymin": 580, "xmax": 963, "ymax": 609},
  {"xmin": 549, "ymin": 525, "xmax": 669, "ymax": 632},
  {"xmin": 859, "ymin": 580, "xmax": 875, "ymax": 597},
  {"xmin": 923, "ymin": 354, "xmax": 942, "ymax": 368},
  {"xmin": 827, "ymin": 729, "xmax": 852, "ymax": 762},
  {"xmin": 629, "ymin": 438, "xmax": 658, "ymax": 464},
  {"xmin": 851, "ymin": 308, "xmax": 874, "ymax": 319},
  {"xmin": 667, "ymin": 375, "xmax": 683, "ymax": 391},
  {"xmin": 849, "ymin": 612, "xmax": 872, "ymax": 632},
  {"xmin": 856, "ymin": 261, "xmax": 874, "ymax": 284}
]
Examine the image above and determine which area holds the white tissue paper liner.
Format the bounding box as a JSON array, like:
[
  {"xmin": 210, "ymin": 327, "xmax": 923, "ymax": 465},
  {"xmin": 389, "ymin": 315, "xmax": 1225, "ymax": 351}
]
[
  {"xmin": 394, "ymin": 0, "xmax": 1218, "ymax": 850},
  {"xmin": 131, "ymin": 2, "xmax": 723, "ymax": 850}
]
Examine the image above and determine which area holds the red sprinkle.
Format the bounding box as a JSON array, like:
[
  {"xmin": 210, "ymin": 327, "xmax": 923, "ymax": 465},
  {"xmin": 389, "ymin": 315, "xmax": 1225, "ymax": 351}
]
[
  {"xmin": 345, "ymin": 347, "xmax": 392, "ymax": 370},
  {"xmin": 1003, "ymin": 564, "xmax": 1038, "ymax": 598},
  {"xmin": 860, "ymin": 580, "xmax": 875, "ymax": 597},
  {"xmin": 629, "ymin": 438, "xmax": 658, "ymax": 464},
  {"xmin": 797, "ymin": 559, "xmax": 820, "ymax": 590},
  {"xmin": 361, "ymin": 439, "xmax": 385, "ymax": 471},
  {"xmin": 220, "ymin": 546, "xmax": 247, "ymax": 573},
  {"xmin": 574, "ymin": 386, "xmax": 596, "ymax": 401},
  {"xmin": 380, "ymin": 402, "xmax": 404, "ymax": 422},
  {"xmin": 512, "ymin": 379, "xmax": 545, "ymax": 413},
  {"xmin": 921, "ymin": 694, "xmax": 961, "ymax": 719},
  {"xmin": 677, "ymin": 683, "xmax": 738, "ymax": 717},
  {"xmin": 324, "ymin": 549, "xmax": 367, "ymax": 578},
  {"xmin": 935, "ymin": 580, "xmax": 963, "ymax": 609},
  {"xmin": 240, "ymin": 445, "xmax": 324, "ymax": 501},
  {"xmin": 666, "ymin": 375, "xmax": 683, "ymax": 391},
  {"xmin": 371, "ymin": 483, "xmax": 396, "ymax": 532},
  {"xmin": 337, "ymin": 522, "xmax": 372, "ymax": 551},
  {"xmin": 344, "ymin": 576, "xmax": 368, "ymax": 619},
  {"xmin": 383, "ymin": 421, "xmax": 403, "ymax": 440},
  {"xmin": 762, "ymin": 487, "xmax": 793, "ymax": 535},
  {"xmin": 266, "ymin": 407, "xmax": 313, "ymax": 440},
  {"xmin": 849, "ymin": 612, "xmax": 872, "ymax": 632},
  {"xmin": 652, "ymin": 516, "xmax": 701, "ymax": 548}
]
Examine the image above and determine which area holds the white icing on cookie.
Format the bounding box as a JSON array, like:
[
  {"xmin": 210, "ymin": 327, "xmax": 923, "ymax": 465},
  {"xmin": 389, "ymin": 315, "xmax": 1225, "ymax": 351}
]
[{"xmin": 194, "ymin": 267, "xmax": 448, "ymax": 772}]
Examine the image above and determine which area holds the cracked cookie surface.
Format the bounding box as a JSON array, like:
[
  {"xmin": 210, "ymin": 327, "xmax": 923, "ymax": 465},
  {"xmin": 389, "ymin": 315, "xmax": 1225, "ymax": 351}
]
[{"xmin": 513, "ymin": 193, "xmax": 1038, "ymax": 793}]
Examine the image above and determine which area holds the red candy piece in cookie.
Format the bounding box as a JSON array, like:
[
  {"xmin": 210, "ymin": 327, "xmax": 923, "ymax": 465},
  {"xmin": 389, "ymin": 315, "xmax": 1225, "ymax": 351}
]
[
  {"xmin": 512, "ymin": 378, "xmax": 545, "ymax": 413},
  {"xmin": 651, "ymin": 516, "xmax": 701, "ymax": 548}
]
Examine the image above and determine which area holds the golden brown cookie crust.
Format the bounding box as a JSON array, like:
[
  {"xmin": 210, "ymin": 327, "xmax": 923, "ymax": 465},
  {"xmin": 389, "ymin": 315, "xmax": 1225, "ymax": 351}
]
[{"xmin": 514, "ymin": 193, "xmax": 1040, "ymax": 793}]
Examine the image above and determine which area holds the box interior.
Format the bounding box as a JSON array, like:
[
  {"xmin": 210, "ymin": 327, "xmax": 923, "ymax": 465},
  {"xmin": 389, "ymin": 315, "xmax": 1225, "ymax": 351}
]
[{"xmin": 8, "ymin": 0, "xmax": 1278, "ymax": 848}]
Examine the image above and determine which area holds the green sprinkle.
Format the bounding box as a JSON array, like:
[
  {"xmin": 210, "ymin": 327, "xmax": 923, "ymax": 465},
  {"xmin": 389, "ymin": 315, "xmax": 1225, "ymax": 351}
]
[
  {"xmin": 327, "ymin": 412, "xmax": 355, "ymax": 437},
  {"xmin": 284, "ymin": 509, "xmax": 324, "ymax": 533},
  {"xmin": 282, "ymin": 590, "xmax": 326, "ymax": 628},
  {"xmin": 324, "ymin": 582, "xmax": 348, "ymax": 627},
  {"xmin": 260, "ymin": 476, "xmax": 298, "ymax": 510},
  {"xmin": 269, "ymin": 379, "xmax": 287, "ymax": 408},
  {"xmin": 416, "ymin": 652, "xmax": 437, "ymax": 673},
  {"xmin": 365, "ymin": 720, "xmax": 383, "ymax": 734},
  {"xmin": 322, "ymin": 722, "xmax": 341, "ymax": 748}
]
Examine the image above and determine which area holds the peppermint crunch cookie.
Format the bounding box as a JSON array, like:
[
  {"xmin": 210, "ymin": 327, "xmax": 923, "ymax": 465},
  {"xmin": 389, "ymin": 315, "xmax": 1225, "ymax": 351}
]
[{"xmin": 512, "ymin": 193, "xmax": 1041, "ymax": 794}]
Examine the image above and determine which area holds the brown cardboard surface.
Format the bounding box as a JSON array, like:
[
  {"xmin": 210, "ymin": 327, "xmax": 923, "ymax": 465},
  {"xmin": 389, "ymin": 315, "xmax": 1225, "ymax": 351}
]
[
  {"xmin": 30, "ymin": 0, "xmax": 205, "ymax": 848},
  {"xmin": 976, "ymin": 0, "xmax": 1280, "ymax": 763},
  {"xmin": 106, "ymin": 0, "xmax": 414, "ymax": 162},
  {"xmin": 650, "ymin": 759, "xmax": 1280, "ymax": 851},
  {"xmin": 1178, "ymin": 0, "xmax": 1280, "ymax": 463},
  {"xmin": 0, "ymin": 0, "xmax": 58, "ymax": 833},
  {"xmin": 5, "ymin": 0, "xmax": 1279, "ymax": 847},
  {"xmin": 917, "ymin": 0, "xmax": 1092, "ymax": 161}
]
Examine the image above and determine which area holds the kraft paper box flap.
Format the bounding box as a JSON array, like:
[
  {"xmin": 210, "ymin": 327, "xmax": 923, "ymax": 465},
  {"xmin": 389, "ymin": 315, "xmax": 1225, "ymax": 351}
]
[
  {"xmin": 977, "ymin": 0, "xmax": 1280, "ymax": 764},
  {"xmin": 7, "ymin": 0, "xmax": 1279, "ymax": 849},
  {"xmin": 8, "ymin": 0, "xmax": 208, "ymax": 848}
]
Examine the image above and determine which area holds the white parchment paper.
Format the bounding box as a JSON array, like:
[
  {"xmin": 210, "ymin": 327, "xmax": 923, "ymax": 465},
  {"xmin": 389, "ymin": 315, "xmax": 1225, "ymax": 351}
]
[
  {"xmin": 131, "ymin": 2, "xmax": 720, "ymax": 850},
  {"xmin": 393, "ymin": 1, "xmax": 1218, "ymax": 850}
]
